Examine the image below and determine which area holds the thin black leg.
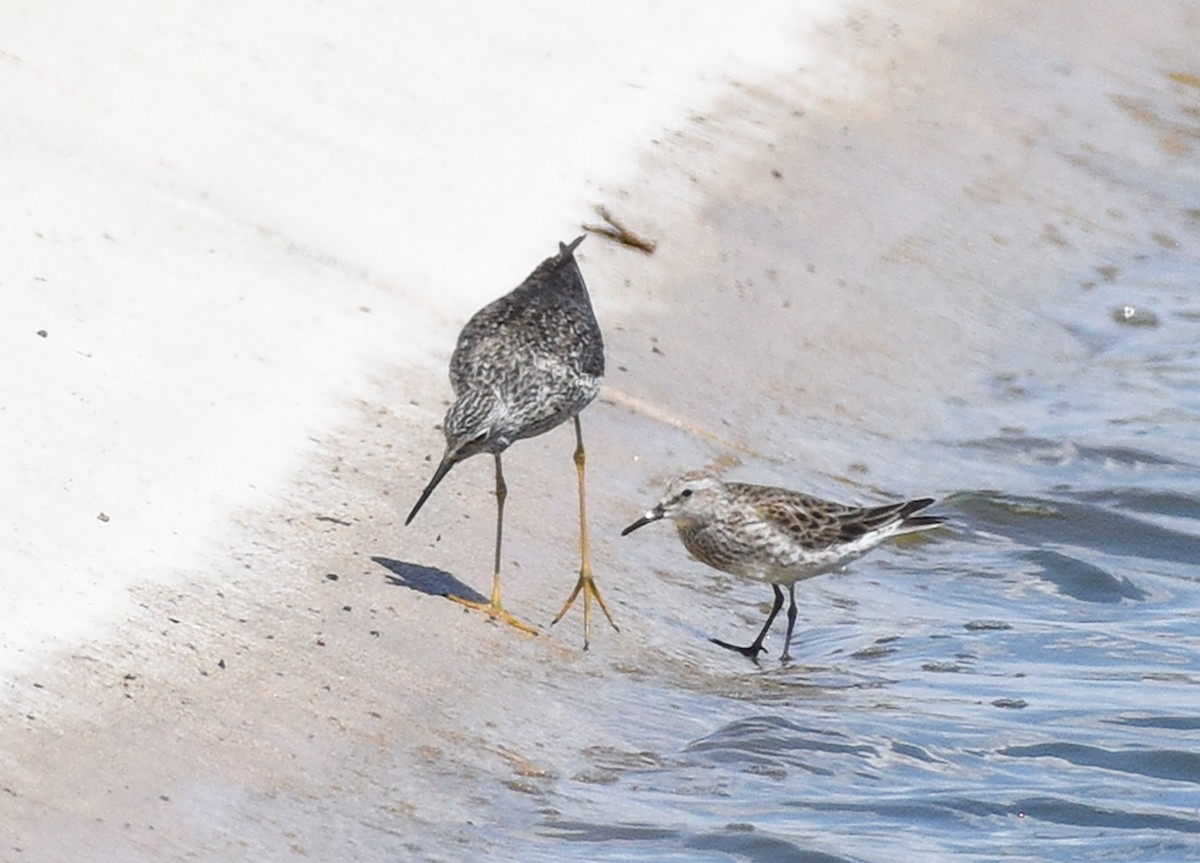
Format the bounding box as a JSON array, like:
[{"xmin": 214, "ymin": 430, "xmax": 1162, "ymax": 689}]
[
  {"xmin": 780, "ymin": 583, "xmax": 798, "ymax": 662},
  {"xmin": 712, "ymin": 583, "xmax": 785, "ymax": 660}
]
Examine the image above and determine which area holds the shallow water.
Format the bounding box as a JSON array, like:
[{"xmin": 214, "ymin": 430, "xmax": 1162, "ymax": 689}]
[
  {"xmin": 477, "ymin": 245, "xmax": 1200, "ymax": 863},
  {"xmin": 461, "ymin": 61, "xmax": 1200, "ymax": 863}
]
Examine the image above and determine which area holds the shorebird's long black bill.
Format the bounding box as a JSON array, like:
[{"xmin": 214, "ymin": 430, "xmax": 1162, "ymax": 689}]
[
  {"xmin": 620, "ymin": 505, "xmax": 664, "ymax": 536},
  {"xmin": 406, "ymin": 456, "xmax": 454, "ymax": 525}
]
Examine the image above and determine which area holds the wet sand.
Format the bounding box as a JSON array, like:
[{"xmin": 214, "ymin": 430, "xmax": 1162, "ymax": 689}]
[{"xmin": 4, "ymin": 1, "xmax": 1198, "ymax": 859}]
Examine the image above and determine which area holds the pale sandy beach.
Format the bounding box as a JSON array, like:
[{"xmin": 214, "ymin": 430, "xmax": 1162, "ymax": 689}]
[{"xmin": 3, "ymin": 1, "xmax": 1197, "ymax": 859}]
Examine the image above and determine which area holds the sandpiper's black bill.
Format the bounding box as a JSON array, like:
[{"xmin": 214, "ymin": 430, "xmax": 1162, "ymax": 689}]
[
  {"xmin": 620, "ymin": 505, "xmax": 663, "ymax": 536},
  {"xmin": 406, "ymin": 456, "xmax": 454, "ymax": 525}
]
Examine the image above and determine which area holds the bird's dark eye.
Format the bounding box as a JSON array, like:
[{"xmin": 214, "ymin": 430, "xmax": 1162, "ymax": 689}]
[{"xmin": 680, "ymin": 488, "xmax": 694, "ymax": 499}]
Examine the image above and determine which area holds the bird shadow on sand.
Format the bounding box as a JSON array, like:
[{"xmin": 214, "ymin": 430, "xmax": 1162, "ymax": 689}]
[{"xmin": 371, "ymin": 556, "xmax": 487, "ymax": 604}]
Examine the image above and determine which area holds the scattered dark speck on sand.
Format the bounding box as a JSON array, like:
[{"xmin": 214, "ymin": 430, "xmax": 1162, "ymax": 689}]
[
  {"xmin": 964, "ymin": 620, "xmax": 1013, "ymax": 631},
  {"xmin": 324, "ymin": 573, "xmax": 340, "ymax": 581},
  {"xmin": 923, "ymin": 661, "xmax": 966, "ymax": 673},
  {"xmin": 1112, "ymin": 304, "xmax": 1158, "ymax": 327}
]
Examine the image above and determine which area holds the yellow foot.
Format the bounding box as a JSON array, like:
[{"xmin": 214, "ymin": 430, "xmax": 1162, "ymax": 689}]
[
  {"xmin": 551, "ymin": 574, "xmax": 619, "ymax": 650},
  {"xmin": 446, "ymin": 594, "xmax": 539, "ymax": 636}
]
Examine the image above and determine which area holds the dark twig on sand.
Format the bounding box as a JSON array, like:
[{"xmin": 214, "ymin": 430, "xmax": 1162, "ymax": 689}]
[{"xmin": 582, "ymin": 205, "xmax": 657, "ymax": 254}]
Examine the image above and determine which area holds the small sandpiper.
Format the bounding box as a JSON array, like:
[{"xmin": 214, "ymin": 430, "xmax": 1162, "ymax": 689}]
[{"xmin": 621, "ymin": 474, "xmax": 943, "ymax": 661}]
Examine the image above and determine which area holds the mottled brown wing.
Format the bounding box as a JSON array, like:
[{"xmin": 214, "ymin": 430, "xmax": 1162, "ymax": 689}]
[
  {"xmin": 732, "ymin": 483, "xmax": 931, "ymax": 550},
  {"xmin": 834, "ymin": 500, "xmax": 924, "ymax": 540},
  {"xmin": 729, "ymin": 483, "xmax": 858, "ymax": 551}
]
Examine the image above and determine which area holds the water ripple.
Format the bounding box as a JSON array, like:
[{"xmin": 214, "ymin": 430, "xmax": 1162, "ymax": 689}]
[
  {"xmin": 782, "ymin": 794, "xmax": 1200, "ymax": 834},
  {"xmin": 952, "ymin": 491, "xmax": 1200, "ymax": 569},
  {"xmin": 1024, "ymin": 549, "xmax": 1150, "ymax": 603},
  {"xmin": 999, "ymin": 742, "xmax": 1200, "ymax": 785},
  {"xmin": 685, "ymin": 716, "xmax": 876, "ymax": 775},
  {"xmin": 1009, "ymin": 796, "xmax": 1200, "ymax": 833},
  {"xmin": 1106, "ymin": 714, "xmax": 1200, "ymax": 731},
  {"xmin": 685, "ymin": 828, "xmax": 857, "ymax": 863}
]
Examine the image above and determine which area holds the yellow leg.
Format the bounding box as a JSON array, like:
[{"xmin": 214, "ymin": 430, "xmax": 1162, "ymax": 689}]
[
  {"xmin": 551, "ymin": 416, "xmax": 618, "ymax": 649},
  {"xmin": 447, "ymin": 453, "xmax": 538, "ymax": 636}
]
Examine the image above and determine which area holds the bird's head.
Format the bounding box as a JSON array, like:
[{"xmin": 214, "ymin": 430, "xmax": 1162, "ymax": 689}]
[
  {"xmin": 620, "ymin": 473, "xmax": 726, "ymax": 536},
  {"xmin": 406, "ymin": 392, "xmax": 508, "ymax": 526},
  {"xmin": 442, "ymin": 390, "xmax": 509, "ymax": 463}
]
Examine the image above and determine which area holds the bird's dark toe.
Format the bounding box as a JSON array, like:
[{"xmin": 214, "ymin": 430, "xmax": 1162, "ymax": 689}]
[{"xmin": 711, "ymin": 636, "xmax": 767, "ymax": 660}]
